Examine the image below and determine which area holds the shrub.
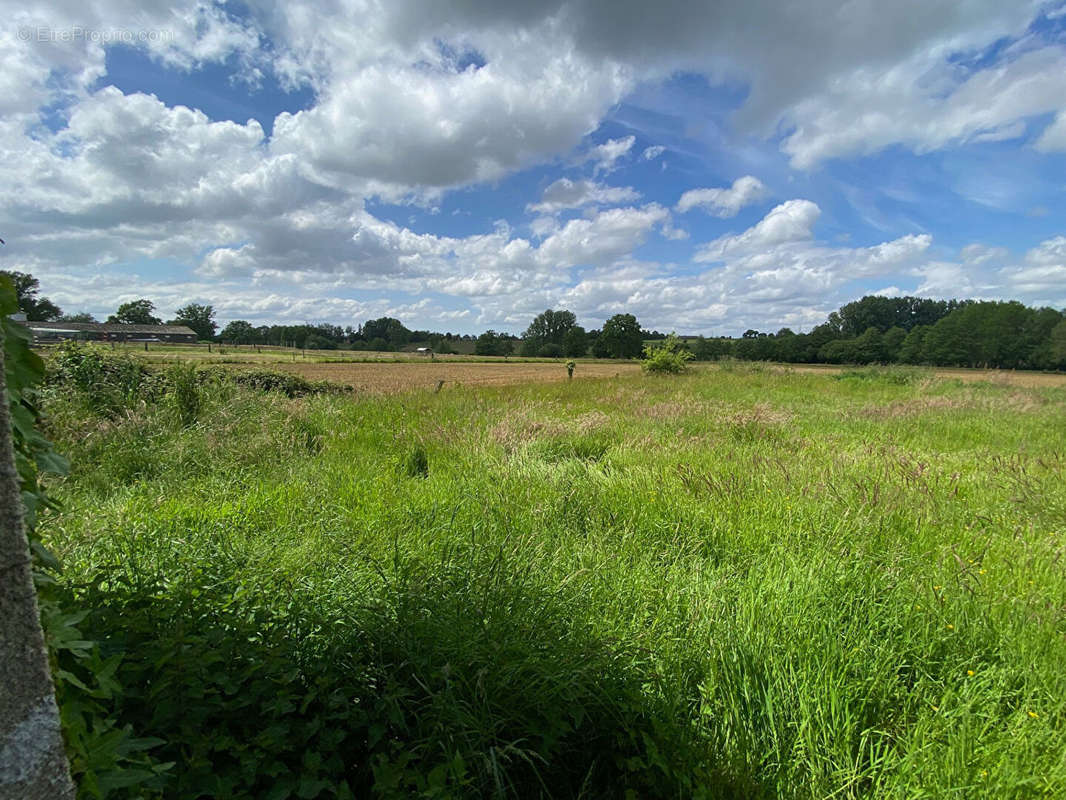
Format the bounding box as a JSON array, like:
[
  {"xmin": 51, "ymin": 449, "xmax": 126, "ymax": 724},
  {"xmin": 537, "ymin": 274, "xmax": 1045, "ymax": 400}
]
[{"xmin": 642, "ymin": 333, "xmax": 694, "ymax": 374}]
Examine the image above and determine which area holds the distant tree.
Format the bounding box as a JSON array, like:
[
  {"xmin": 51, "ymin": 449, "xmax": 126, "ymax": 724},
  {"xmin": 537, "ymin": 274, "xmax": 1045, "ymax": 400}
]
[
  {"xmin": 475, "ymin": 330, "xmax": 514, "ymax": 356},
  {"xmin": 562, "ymin": 326, "xmax": 588, "ymax": 357},
  {"xmin": 0, "ymin": 270, "xmax": 63, "ymax": 320},
  {"xmin": 1048, "ymin": 318, "xmax": 1066, "ymax": 369},
  {"xmin": 881, "ymin": 326, "xmax": 907, "ymax": 363},
  {"xmin": 57, "ymin": 312, "xmax": 97, "ymax": 323},
  {"xmin": 304, "ymin": 333, "xmax": 336, "ymax": 350},
  {"xmin": 220, "ymin": 319, "xmax": 258, "ymax": 344},
  {"xmin": 367, "ymin": 337, "xmax": 390, "ymax": 352},
  {"xmin": 897, "ymin": 325, "xmax": 929, "ymax": 364},
  {"xmin": 521, "ymin": 309, "xmax": 577, "ymax": 356},
  {"xmin": 361, "ymin": 317, "xmax": 410, "ymax": 347},
  {"xmin": 852, "ymin": 327, "xmax": 884, "ymax": 364},
  {"xmin": 169, "ymin": 303, "xmax": 217, "ymax": 341},
  {"xmin": 108, "ymin": 299, "xmax": 162, "ymax": 325},
  {"xmin": 596, "ymin": 313, "xmax": 643, "ymax": 359}
]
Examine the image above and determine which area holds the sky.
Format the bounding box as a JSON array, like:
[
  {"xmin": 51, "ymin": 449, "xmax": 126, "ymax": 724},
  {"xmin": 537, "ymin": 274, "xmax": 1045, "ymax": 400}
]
[{"xmin": 2, "ymin": 1, "xmax": 1065, "ymax": 336}]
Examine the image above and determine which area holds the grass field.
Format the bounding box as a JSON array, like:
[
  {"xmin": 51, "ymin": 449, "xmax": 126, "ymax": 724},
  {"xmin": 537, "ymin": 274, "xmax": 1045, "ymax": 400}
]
[{"xmin": 39, "ymin": 359, "xmax": 1066, "ymax": 798}]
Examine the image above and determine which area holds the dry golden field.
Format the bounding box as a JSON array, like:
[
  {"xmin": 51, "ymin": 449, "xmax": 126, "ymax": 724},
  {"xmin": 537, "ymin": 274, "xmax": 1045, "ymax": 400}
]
[{"xmin": 262, "ymin": 359, "xmax": 643, "ymax": 392}]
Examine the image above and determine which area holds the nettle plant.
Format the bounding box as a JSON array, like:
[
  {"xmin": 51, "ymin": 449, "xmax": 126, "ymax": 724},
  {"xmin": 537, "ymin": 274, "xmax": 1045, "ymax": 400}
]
[{"xmin": 642, "ymin": 333, "xmax": 694, "ymax": 374}]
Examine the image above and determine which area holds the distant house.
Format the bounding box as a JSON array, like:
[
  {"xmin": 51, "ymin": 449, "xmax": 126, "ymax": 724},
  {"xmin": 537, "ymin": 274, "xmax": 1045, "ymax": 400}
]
[{"xmin": 25, "ymin": 321, "xmax": 198, "ymax": 344}]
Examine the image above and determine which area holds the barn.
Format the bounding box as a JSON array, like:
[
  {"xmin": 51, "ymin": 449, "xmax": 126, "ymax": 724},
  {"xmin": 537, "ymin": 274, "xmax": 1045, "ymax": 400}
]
[{"xmin": 25, "ymin": 321, "xmax": 199, "ymax": 344}]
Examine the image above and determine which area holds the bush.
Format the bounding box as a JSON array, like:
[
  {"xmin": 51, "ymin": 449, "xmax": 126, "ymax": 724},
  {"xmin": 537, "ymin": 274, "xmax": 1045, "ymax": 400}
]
[
  {"xmin": 45, "ymin": 342, "xmax": 157, "ymax": 415},
  {"xmin": 205, "ymin": 368, "xmax": 351, "ymax": 398},
  {"xmin": 641, "ymin": 333, "xmax": 694, "ymax": 374}
]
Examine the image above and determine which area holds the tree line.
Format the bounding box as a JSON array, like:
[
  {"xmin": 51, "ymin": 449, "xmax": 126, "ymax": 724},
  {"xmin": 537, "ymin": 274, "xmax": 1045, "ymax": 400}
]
[{"xmin": 4, "ymin": 269, "xmax": 1064, "ymax": 368}]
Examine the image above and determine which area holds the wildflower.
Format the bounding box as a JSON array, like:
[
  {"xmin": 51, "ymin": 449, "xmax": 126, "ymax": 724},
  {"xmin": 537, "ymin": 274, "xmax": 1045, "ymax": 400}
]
[
  {"xmin": 1028, "ymin": 711, "xmax": 1039, "ymax": 719},
  {"xmin": 946, "ymin": 623, "xmax": 954, "ymax": 630},
  {"xmin": 979, "ymin": 569, "xmax": 986, "ymax": 575},
  {"xmin": 933, "ymin": 585, "xmax": 942, "ymax": 591},
  {"xmin": 967, "ymin": 670, "xmax": 974, "ymax": 676},
  {"xmin": 980, "ymin": 770, "xmax": 988, "ymax": 778}
]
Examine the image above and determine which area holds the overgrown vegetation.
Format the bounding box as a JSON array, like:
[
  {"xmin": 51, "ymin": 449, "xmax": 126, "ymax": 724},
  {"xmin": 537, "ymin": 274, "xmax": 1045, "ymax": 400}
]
[
  {"xmin": 29, "ymin": 344, "xmax": 1066, "ymax": 797},
  {"xmin": 642, "ymin": 333, "xmax": 694, "ymax": 374}
]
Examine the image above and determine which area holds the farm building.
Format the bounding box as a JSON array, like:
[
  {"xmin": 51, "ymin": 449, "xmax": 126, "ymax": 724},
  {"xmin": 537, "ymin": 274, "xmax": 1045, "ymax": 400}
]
[{"xmin": 25, "ymin": 321, "xmax": 199, "ymax": 344}]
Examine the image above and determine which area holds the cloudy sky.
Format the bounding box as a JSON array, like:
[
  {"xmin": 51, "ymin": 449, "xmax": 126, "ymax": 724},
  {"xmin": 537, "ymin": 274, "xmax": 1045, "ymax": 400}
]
[{"xmin": 2, "ymin": 1, "xmax": 1065, "ymax": 335}]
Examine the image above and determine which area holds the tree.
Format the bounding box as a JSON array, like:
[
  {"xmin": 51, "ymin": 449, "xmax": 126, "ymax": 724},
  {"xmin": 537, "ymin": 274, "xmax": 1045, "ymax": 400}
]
[
  {"xmin": 1048, "ymin": 318, "xmax": 1066, "ymax": 369},
  {"xmin": 596, "ymin": 313, "xmax": 643, "ymax": 359},
  {"xmin": 169, "ymin": 303, "xmax": 217, "ymax": 341},
  {"xmin": 1, "ymin": 276, "xmax": 76, "ymax": 797},
  {"xmin": 881, "ymin": 326, "xmax": 907, "ymax": 363},
  {"xmin": 219, "ymin": 320, "xmax": 258, "ymax": 344},
  {"xmin": 521, "ymin": 309, "xmax": 577, "ymax": 356},
  {"xmin": 361, "ymin": 317, "xmax": 410, "ymax": 348},
  {"xmin": 897, "ymin": 325, "xmax": 929, "ymax": 364},
  {"xmin": 0, "ymin": 270, "xmax": 63, "ymax": 321},
  {"xmin": 562, "ymin": 326, "xmax": 588, "ymax": 357},
  {"xmin": 475, "ymin": 330, "xmax": 514, "ymax": 356},
  {"xmin": 108, "ymin": 299, "xmax": 162, "ymax": 325}
]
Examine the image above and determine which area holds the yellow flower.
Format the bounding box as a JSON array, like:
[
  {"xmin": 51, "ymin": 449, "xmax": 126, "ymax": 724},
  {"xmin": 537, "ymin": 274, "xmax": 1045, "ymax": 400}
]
[
  {"xmin": 980, "ymin": 770, "xmax": 988, "ymax": 778},
  {"xmin": 946, "ymin": 623, "xmax": 954, "ymax": 630},
  {"xmin": 979, "ymin": 569, "xmax": 987, "ymax": 575},
  {"xmin": 1028, "ymin": 710, "xmax": 1039, "ymax": 719},
  {"xmin": 967, "ymin": 670, "xmax": 975, "ymax": 676},
  {"xmin": 933, "ymin": 585, "xmax": 942, "ymax": 591}
]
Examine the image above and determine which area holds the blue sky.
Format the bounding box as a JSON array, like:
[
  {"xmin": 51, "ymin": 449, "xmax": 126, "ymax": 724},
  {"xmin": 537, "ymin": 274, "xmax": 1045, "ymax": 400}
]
[{"xmin": 2, "ymin": 0, "xmax": 1065, "ymax": 335}]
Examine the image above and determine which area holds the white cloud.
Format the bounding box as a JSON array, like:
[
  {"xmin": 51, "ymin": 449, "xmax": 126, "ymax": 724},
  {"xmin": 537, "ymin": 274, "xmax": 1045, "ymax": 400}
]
[
  {"xmin": 527, "ymin": 178, "xmax": 640, "ymax": 214},
  {"xmin": 641, "ymin": 145, "xmax": 665, "ymax": 160},
  {"xmin": 1035, "ymin": 112, "xmax": 1066, "ymax": 152},
  {"xmin": 676, "ymin": 176, "xmax": 768, "ymax": 217},
  {"xmin": 695, "ymin": 199, "xmax": 821, "ymax": 260},
  {"xmin": 586, "ymin": 135, "xmax": 635, "ymax": 174}
]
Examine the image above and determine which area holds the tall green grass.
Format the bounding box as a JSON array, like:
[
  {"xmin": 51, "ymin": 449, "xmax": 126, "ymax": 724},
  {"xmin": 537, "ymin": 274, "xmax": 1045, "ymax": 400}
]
[{"xmin": 38, "ymin": 359, "xmax": 1066, "ymax": 798}]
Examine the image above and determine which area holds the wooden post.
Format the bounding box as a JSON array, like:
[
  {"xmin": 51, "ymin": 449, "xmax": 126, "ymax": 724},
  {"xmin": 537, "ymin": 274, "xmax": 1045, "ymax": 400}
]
[{"xmin": 0, "ymin": 327, "xmax": 76, "ymax": 799}]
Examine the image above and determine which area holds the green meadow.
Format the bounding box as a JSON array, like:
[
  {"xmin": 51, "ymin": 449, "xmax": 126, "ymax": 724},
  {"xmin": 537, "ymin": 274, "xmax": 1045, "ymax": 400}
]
[{"xmin": 39, "ymin": 358, "xmax": 1066, "ymax": 798}]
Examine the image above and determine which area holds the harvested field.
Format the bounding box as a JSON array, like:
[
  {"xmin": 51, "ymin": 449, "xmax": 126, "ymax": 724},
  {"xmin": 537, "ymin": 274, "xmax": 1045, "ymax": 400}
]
[{"xmin": 261, "ymin": 359, "xmax": 643, "ymax": 392}]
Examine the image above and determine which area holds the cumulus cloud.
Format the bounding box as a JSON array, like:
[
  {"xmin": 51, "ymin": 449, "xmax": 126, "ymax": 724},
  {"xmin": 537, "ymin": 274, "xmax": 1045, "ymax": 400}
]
[
  {"xmin": 676, "ymin": 176, "xmax": 768, "ymax": 217},
  {"xmin": 2, "ymin": 0, "xmax": 1065, "ymax": 336},
  {"xmin": 527, "ymin": 178, "xmax": 640, "ymax": 214},
  {"xmin": 695, "ymin": 199, "xmax": 821, "ymax": 260},
  {"xmin": 587, "ymin": 136, "xmax": 636, "ymax": 174}
]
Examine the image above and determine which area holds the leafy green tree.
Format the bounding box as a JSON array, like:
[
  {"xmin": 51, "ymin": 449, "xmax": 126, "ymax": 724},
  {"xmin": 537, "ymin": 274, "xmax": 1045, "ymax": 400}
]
[
  {"xmin": 219, "ymin": 320, "xmax": 258, "ymax": 344},
  {"xmin": 475, "ymin": 330, "xmax": 514, "ymax": 356},
  {"xmin": 562, "ymin": 326, "xmax": 588, "ymax": 357},
  {"xmin": 57, "ymin": 312, "xmax": 97, "ymax": 323},
  {"xmin": 0, "ymin": 270, "xmax": 63, "ymax": 321},
  {"xmin": 521, "ymin": 309, "xmax": 577, "ymax": 356},
  {"xmin": 853, "ymin": 327, "xmax": 884, "ymax": 364},
  {"xmin": 898, "ymin": 325, "xmax": 929, "ymax": 364},
  {"xmin": 361, "ymin": 317, "xmax": 410, "ymax": 347},
  {"xmin": 881, "ymin": 326, "xmax": 907, "ymax": 363},
  {"xmin": 596, "ymin": 313, "xmax": 643, "ymax": 359},
  {"xmin": 1048, "ymin": 318, "xmax": 1066, "ymax": 369},
  {"xmin": 169, "ymin": 303, "xmax": 217, "ymax": 340},
  {"xmin": 108, "ymin": 299, "xmax": 162, "ymax": 325}
]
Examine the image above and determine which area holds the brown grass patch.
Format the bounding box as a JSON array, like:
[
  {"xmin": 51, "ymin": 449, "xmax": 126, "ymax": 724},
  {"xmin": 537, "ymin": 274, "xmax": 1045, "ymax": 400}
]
[{"xmin": 254, "ymin": 361, "xmax": 642, "ymax": 394}]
